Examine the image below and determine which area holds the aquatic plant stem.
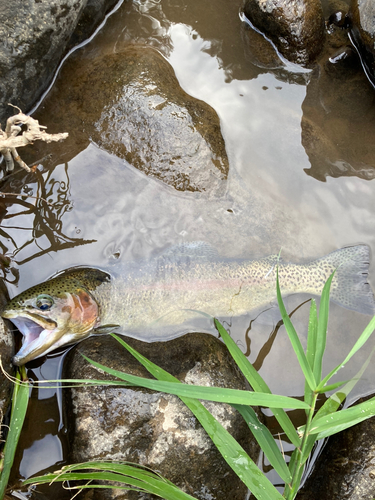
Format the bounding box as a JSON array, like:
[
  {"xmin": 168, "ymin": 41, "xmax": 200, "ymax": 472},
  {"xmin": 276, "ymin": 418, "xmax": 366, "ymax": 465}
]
[{"xmin": 286, "ymin": 392, "xmax": 318, "ymax": 500}]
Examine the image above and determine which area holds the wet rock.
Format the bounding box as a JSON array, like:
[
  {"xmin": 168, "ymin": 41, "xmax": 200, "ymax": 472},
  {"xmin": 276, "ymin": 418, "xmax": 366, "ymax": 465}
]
[
  {"xmin": 0, "ymin": 0, "xmax": 119, "ymax": 126},
  {"xmin": 0, "ymin": 279, "xmax": 15, "ymax": 426},
  {"xmin": 0, "ymin": 0, "xmax": 86, "ymax": 125},
  {"xmin": 328, "ymin": 10, "xmax": 349, "ymax": 29},
  {"xmin": 33, "ymin": 46, "xmax": 229, "ymax": 195},
  {"xmin": 324, "ymin": 46, "xmax": 360, "ymax": 80},
  {"xmin": 64, "ymin": 332, "xmax": 259, "ymax": 500},
  {"xmin": 348, "ymin": 0, "xmax": 375, "ymax": 88},
  {"xmin": 67, "ymin": 0, "xmax": 120, "ymax": 48},
  {"xmin": 243, "ymin": 0, "xmax": 325, "ymax": 66},
  {"xmin": 241, "ymin": 18, "xmax": 286, "ymax": 70},
  {"xmin": 323, "ymin": 1, "xmax": 352, "ymax": 54},
  {"xmin": 301, "ymin": 59, "xmax": 375, "ymax": 182},
  {"xmin": 297, "ymin": 397, "xmax": 375, "ymax": 500}
]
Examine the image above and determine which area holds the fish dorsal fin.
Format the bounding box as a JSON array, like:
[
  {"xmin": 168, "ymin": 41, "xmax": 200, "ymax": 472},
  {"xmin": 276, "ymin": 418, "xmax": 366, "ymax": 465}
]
[{"xmin": 53, "ymin": 267, "xmax": 111, "ymax": 291}]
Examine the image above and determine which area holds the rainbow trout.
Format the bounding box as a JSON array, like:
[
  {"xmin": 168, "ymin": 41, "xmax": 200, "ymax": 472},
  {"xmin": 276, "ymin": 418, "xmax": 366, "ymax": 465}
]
[{"xmin": 2, "ymin": 243, "xmax": 374, "ymax": 366}]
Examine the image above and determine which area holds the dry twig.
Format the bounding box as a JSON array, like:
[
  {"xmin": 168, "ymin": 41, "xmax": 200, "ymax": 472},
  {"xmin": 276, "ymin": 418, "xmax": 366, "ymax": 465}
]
[{"xmin": 0, "ymin": 105, "xmax": 68, "ymax": 173}]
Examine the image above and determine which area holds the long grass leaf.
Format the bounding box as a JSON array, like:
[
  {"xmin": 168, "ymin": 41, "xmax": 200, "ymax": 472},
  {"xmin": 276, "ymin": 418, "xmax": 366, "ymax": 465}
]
[
  {"xmin": 317, "ymin": 315, "xmax": 375, "ymax": 391},
  {"xmin": 276, "ymin": 270, "xmax": 316, "ymax": 391},
  {"xmin": 316, "ymin": 380, "xmax": 349, "ymax": 393},
  {"xmin": 0, "ymin": 367, "xmax": 29, "ymax": 498},
  {"xmin": 25, "ymin": 467, "xmax": 198, "ymax": 500},
  {"xmin": 306, "ymin": 346, "xmax": 375, "ymax": 438},
  {"xmin": 215, "ymin": 319, "xmax": 301, "ymax": 447},
  {"xmin": 305, "ymin": 300, "xmax": 317, "ymax": 370},
  {"xmin": 233, "ymin": 404, "xmax": 292, "ymax": 485},
  {"xmin": 25, "ymin": 461, "xmax": 171, "ymax": 483},
  {"xmin": 313, "ymin": 272, "xmax": 334, "ymax": 382},
  {"xmin": 309, "ymin": 396, "xmax": 375, "ymax": 438},
  {"xmin": 109, "ymin": 335, "xmax": 284, "ymax": 500},
  {"xmin": 284, "ymin": 447, "xmax": 304, "ymax": 499},
  {"xmin": 81, "ymin": 353, "xmax": 309, "ymax": 410},
  {"xmin": 304, "ymin": 300, "xmax": 317, "ymax": 411}
]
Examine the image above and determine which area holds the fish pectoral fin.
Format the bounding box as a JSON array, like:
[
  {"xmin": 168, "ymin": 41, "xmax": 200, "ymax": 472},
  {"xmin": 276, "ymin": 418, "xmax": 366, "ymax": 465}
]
[{"xmin": 91, "ymin": 324, "xmax": 120, "ymax": 335}]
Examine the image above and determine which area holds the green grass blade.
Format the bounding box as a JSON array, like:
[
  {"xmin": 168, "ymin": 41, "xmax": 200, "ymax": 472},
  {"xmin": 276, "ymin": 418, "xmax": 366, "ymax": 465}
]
[
  {"xmin": 0, "ymin": 367, "xmax": 29, "ymax": 498},
  {"xmin": 316, "ymin": 380, "xmax": 349, "ymax": 393},
  {"xmin": 276, "ymin": 269, "xmax": 316, "ymax": 391},
  {"xmin": 215, "ymin": 319, "xmax": 301, "ymax": 448},
  {"xmin": 317, "ymin": 315, "xmax": 375, "ymax": 391},
  {"xmin": 305, "ymin": 299, "xmax": 317, "ymax": 370},
  {"xmin": 109, "ymin": 335, "xmax": 284, "ymax": 500},
  {"xmin": 24, "ymin": 461, "xmax": 167, "ymax": 482},
  {"xmin": 81, "ymin": 353, "xmax": 309, "ymax": 410},
  {"xmin": 233, "ymin": 404, "xmax": 292, "ymax": 485},
  {"xmin": 25, "ymin": 465, "xmax": 198, "ymax": 500},
  {"xmin": 313, "ymin": 272, "xmax": 334, "ymax": 382},
  {"xmin": 307, "ymin": 346, "xmax": 375, "ymax": 436},
  {"xmin": 304, "ymin": 300, "xmax": 317, "ymax": 411},
  {"xmin": 309, "ymin": 396, "xmax": 375, "ymax": 439},
  {"xmin": 284, "ymin": 447, "xmax": 304, "ymax": 499}
]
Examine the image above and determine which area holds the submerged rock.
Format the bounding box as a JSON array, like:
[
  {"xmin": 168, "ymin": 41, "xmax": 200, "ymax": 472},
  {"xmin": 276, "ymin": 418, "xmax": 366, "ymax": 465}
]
[
  {"xmin": 64, "ymin": 332, "xmax": 259, "ymax": 499},
  {"xmin": 297, "ymin": 397, "xmax": 375, "ymax": 500},
  {"xmin": 34, "ymin": 46, "xmax": 229, "ymax": 195},
  {"xmin": 301, "ymin": 58, "xmax": 375, "ymax": 182},
  {"xmin": 348, "ymin": 0, "xmax": 375, "ymax": 88},
  {"xmin": 243, "ymin": 0, "xmax": 325, "ymax": 66}
]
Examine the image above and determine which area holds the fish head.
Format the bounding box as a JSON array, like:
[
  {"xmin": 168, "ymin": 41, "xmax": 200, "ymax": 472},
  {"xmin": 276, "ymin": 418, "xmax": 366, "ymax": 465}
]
[{"xmin": 1, "ymin": 276, "xmax": 100, "ymax": 366}]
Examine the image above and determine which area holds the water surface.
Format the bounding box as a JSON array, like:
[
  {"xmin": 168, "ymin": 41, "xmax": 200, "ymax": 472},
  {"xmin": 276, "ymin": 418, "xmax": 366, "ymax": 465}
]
[{"xmin": 2, "ymin": 0, "xmax": 375, "ymax": 495}]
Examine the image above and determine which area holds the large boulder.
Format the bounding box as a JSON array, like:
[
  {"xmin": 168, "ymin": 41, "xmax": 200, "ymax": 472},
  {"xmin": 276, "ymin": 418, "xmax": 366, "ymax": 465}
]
[
  {"xmin": 32, "ymin": 46, "xmax": 229, "ymax": 195},
  {"xmin": 64, "ymin": 332, "xmax": 260, "ymax": 499},
  {"xmin": 243, "ymin": 0, "xmax": 325, "ymax": 66},
  {"xmin": 0, "ymin": 0, "xmax": 119, "ymax": 126}
]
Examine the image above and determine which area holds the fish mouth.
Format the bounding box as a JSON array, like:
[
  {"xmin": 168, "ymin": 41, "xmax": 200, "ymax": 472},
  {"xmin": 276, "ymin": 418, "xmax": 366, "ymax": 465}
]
[{"xmin": 2, "ymin": 311, "xmax": 60, "ymax": 366}]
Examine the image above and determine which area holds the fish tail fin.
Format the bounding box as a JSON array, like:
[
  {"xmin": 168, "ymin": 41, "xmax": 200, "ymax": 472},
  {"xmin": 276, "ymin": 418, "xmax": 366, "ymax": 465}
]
[{"xmin": 315, "ymin": 244, "xmax": 375, "ymax": 315}]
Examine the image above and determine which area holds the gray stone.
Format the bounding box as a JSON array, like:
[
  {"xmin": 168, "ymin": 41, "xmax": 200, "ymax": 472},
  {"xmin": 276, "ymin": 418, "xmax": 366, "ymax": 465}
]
[
  {"xmin": 64, "ymin": 332, "xmax": 259, "ymax": 499},
  {"xmin": 349, "ymin": 0, "xmax": 375, "ymax": 88},
  {"xmin": 243, "ymin": 0, "xmax": 325, "ymax": 66},
  {"xmin": 297, "ymin": 398, "xmax": 375, "ymax": 500},
  {"xmin": 0, "ymin": 0, "xmax": 119, "ymax": 127},
  {"xmin": 0, "ymin": 0, "xmax": 87, "ymax": 125},
  {"xmin": 33, "ymin": 46, "xmax": 229, "ymax": 195}
]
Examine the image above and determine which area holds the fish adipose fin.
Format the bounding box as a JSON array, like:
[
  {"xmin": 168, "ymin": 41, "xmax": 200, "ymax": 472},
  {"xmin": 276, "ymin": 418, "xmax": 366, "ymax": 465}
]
[{"xmin": 316, "ymin": 244, "xmax": 375, "ymax": 315}]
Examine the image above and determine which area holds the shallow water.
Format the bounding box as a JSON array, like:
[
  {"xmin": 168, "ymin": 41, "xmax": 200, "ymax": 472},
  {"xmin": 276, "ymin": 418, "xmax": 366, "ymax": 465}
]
[{"xmin": 2, "ymin": 0, "xmax": 375, "ymax": 496}]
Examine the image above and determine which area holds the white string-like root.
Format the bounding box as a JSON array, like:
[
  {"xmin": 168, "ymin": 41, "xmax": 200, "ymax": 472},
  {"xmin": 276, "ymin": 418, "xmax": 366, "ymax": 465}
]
[{"xmin": 0, "ymin": 106, "xmax": 68, "ymax": 173}]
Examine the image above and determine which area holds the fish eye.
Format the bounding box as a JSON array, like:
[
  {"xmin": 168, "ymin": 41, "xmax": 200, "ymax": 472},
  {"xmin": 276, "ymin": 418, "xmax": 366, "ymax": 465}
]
[{"xmin": 35, "ymin": 295, "xmax": 54, "ymax": 311}]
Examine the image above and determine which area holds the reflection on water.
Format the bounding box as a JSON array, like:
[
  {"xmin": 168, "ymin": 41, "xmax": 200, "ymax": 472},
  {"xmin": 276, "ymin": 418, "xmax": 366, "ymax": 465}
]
[
  {"xmin": 8, "ymin": 352, "xmax": 71, "ymax": 498},
  {"xmin": 0, "ymin": 162, "xmax": 95, "ymax": 286},
  {"xmin": 2, "ymin": 0, "xmax": 375, "ymax": 495}
]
